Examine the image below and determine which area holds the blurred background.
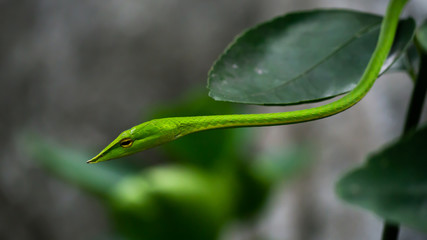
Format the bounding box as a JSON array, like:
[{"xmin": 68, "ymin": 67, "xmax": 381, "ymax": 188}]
[{"xmin": 1, "ymin": 0, "xmax": 427, "ymax": 239}]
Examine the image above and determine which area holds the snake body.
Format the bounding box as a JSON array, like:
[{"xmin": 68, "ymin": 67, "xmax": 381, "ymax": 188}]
[{"xmin": 88, "ymin": 0, "xmax": 408, "ymax": 163}]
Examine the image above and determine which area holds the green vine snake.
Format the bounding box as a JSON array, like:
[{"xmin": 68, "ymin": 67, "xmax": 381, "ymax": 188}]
[{"xmin": 88, "ymin": 0, "xmax": 408, "ymax": 164}]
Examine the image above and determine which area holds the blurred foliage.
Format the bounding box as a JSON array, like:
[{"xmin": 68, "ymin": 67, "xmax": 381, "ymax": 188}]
[
  {"xmin": 21, "ymin": 91, "xmax": 312, "ymax": 240},
  {"xmin": 21, "ymin": 134, "xmax": 135, "ymax": 198},
  {"xmin": 388, "ymin": 43, "xmax": 419, "ymax": 81},
  {"xmin": 336, "ymin": 123, "xmax": 427, "ymax": 232},
  {"xmin": 416, "ymin": 20, "xmax": 427, "ymax": 54}
]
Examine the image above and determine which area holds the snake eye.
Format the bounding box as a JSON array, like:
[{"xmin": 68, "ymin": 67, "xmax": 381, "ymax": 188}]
[{"xmin": 120, "ymin": 138, "xmax": 133, "ymax": 148}]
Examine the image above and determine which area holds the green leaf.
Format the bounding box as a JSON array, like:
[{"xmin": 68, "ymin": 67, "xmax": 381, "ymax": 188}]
[
  {"xmin": 416, "ymin": 20, "xmax": 427, "ymax": 54},
  {"xmin": 208, "ymin": 10, "xmax": 415, "ymax": 105},
  {"xmin": 251, "ymin": 144, "xmax": 313, "ymax": 185},
  {"xmin": 388, "ymin": 43, "xmax": 419, "ymax": 81},
  {"xmin": 336, "ymin": 124, "xmax": 427, "ymax": 232},
  {"xmin": 20, "ymin": 133, "xmax": 136, "ymax": 197},
  {"xmin": 109, "ymin": 166, "xmax": 234, "ymax": 240}
]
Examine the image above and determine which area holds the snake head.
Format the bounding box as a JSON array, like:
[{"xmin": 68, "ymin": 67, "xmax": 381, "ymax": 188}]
[{"xmin": 87, "ymin": 118, "xmax": 179, "ymax": 163}]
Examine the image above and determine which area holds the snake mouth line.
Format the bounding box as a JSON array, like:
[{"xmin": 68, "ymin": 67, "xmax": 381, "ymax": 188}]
[{"xmin": 87, "ymin": 153, "xmax": 103, "ymax": 164}]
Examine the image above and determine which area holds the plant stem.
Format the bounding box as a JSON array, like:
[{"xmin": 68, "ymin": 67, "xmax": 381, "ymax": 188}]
[
  {"xmin": 381, "ymin": 223, "xmax": 399, "ymax": 240},
  {"xmin": 381, "ymin": 30, "xmax": 427, "ymax": 240},
  {"xmin": 403, "ymin": 51, "xmax": 427, "ymax": 133}
]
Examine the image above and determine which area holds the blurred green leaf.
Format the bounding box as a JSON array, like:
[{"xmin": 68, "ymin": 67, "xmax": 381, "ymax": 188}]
[
  {"xmin": 416, "ymin": 20, "xmax": 427, "ymax": 54},
  {"xmin": 149, "ymin": 92, "xmax": 247, "ymax": 168},
  {"xmin": 109, "ymin": 166, "xmax": 235, "ymax": 240},
  {"xmin": 20, "ymin": 133, "xmax": 135, "ymax": 197},
  {"xmin": 336, "ymin": 124, "xmax": 427, "ymax": 232},
  {"xmin": 388, "ymin": 43, "xmax": 419, "ymax": 80},
  {"xmin": 21, "ymin": 93, "xmax": 315, "ymax": 240},
  {"xmin": 233, "ymin": 145, "xmax": 313, "ymax": 218},
  {"xmin": 251, "ymin": 144, "xmax": 313, "ymax": 185},
  {"xmin": 208, "ymin": 10, "xmax": 415, "ymax": 105}
]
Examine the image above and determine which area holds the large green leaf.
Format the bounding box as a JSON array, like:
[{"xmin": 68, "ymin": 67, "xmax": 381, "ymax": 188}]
[
  {"xmin": 208, "ymin": 10, "xmax": 415, "ymax": 105},
  {"xmin": 336, "ymin": 124, "xmax": 427, "ymax": 232}
]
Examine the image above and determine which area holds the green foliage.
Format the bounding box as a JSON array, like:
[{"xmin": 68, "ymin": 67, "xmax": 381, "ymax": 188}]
[
  {"xmin": 208, "ymin": 10, "xmax": 414, "ymax": 105},
  {"xmin": 21, "ymin": 133, "xmax": 133, "ymax": 197},
  {"xmin": 336, "ymin": 124, "xmax": 427, "ymax": 232},
  {"xmin": 416, "ymin": 20, "xmax": 427, "ymax": 53},
  {"xmin": 391, "ymin": 20, "xmax": 427, "ymax": 80},
  {"xmin": 388, "ymin": 43, "xmax": 419, "ymax": 80},
  {"xmin": 22, "ymin": 92, "xmax": 311, "ymax": 240},
  {"xmin": 207, "ymin": 2, "xmax": 427, "ymax": 238},
  {"xmin": 337, "ymin": 18, "xmax": 427, "ymax": 235},
  {"xmin": 251, "ymin": 144, "xmax": 313, "ymax": 185},
  {"xmin": 109, "ymin": 166, "xmax": 235, "ymax": 240},
  {"xmin": 208, "ymin": 4, "xmax": 427, "ymax": 237}
]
